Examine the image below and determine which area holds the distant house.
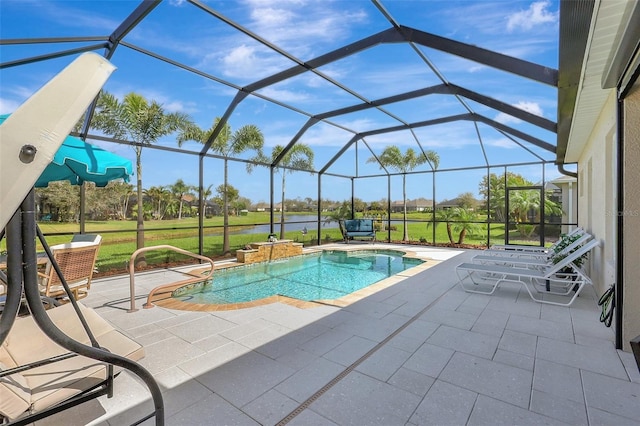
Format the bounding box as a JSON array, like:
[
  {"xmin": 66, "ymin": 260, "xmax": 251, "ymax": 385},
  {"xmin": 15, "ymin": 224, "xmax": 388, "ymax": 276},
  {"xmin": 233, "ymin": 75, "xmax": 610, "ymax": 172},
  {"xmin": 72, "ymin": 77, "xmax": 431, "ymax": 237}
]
[
  {"xmin": 254, "ymin": 202, "xmax": 270, "ymax": 212},
  {"xmin": 390, "ymin": 198, "xmax": 434, "ymax": 213},
  {"xmin": 204, "ymin": 200, "xmax": 220, "ymax": 216},
  {"xmin": 413, "ymin": 197, "xmax": 434, "ymax": 212},
  {"xmin": 390, "ymin": 200, "xmax": 404, "ymax": 213},
  {"xmin": 436, "ymin": 196, "xmax": 481, "ymax": 210}
]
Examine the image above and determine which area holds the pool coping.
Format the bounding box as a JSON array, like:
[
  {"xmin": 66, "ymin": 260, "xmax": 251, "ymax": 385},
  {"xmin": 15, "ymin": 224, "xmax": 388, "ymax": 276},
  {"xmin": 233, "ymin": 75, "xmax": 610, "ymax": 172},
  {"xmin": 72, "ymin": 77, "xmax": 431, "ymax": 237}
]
[{"xmin": 149, "ymin": 245, "xmax": 442, "ymax": 311}]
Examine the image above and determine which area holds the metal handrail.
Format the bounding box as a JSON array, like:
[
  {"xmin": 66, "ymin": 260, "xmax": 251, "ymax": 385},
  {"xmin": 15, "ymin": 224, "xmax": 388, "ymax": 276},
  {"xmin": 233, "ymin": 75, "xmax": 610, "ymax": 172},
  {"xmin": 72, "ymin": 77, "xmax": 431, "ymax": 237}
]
[{"xmin": 128, "ymin": 245, "xmax": 215, "ymax": 312}]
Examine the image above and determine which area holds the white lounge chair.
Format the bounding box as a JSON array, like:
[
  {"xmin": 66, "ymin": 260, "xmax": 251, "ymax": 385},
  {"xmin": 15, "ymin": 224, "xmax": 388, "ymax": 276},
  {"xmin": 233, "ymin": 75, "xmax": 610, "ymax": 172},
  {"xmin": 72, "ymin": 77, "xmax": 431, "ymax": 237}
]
[
  {"xmin": 474, "ymin": 233, "xmax": 592, "ymax": 265},
  {"xmin": 456, "ymin": 239, "xmax": 600, "ymax": 306},
  {"xmin": 488, "ymin": 227, "xmax": 585, "ymax": 254}
]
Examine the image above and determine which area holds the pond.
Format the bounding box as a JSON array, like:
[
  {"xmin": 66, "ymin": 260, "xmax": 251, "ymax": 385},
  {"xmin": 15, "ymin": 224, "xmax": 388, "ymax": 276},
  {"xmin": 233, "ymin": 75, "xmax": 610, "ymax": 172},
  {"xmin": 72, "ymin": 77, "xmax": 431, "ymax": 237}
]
[
  {"xmin": 224, "ymin": 215, "xmax": 414, "ymax": 236},
  {"xmin": 228, "ymin": 214, "xmax": 337, "ymax": 235}
]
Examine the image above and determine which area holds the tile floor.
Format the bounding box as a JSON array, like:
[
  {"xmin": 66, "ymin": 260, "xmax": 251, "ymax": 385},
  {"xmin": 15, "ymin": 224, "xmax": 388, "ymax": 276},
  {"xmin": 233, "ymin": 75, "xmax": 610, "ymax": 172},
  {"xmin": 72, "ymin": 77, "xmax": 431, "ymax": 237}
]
[{"xmin": 38, "ymin": 244, "xmax": 640, "ymax": 425}]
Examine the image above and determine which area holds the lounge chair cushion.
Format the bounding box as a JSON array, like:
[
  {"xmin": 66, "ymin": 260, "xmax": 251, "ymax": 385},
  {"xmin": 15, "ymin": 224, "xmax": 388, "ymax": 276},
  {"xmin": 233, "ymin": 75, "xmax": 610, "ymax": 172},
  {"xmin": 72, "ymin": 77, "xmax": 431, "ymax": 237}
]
[
  {"xmin": 0, "ymin": 361, "xmax": 30, "ymax": 420},
  {"xmin": 0, "ymin": 303, "xmax": 144, "ymax": 421},
  {"xmin": 26, "ymin": 356, "xmax": 108, "ymax": 413},
  {"xmin": 344, "ymin": 219, "xmax": 373, "ymax": 233}
]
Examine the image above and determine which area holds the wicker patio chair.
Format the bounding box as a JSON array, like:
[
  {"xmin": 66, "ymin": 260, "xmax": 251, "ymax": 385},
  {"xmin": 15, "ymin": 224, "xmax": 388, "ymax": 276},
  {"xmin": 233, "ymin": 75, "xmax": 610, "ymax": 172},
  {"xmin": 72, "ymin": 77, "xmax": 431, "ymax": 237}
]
[{"xmin": 38, "ymin": 236, "xmax": 102, "ymax": 302}]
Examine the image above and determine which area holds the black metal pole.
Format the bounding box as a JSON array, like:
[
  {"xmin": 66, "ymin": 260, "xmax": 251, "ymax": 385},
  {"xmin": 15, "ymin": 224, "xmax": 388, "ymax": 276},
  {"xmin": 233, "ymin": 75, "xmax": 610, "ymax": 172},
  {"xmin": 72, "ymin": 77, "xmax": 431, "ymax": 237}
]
[
  {"xmin": 539, "ymin": 187, "xmax": 545, "ymax": 247},
  {"xmin": 432, "ymin": 171, "xmax": 436, "ymax": 244},
  {"xmin": 351, "ymin": 178, "xmax": 355, "ymax": 219},
  {"xmin": 317, "ymin": 173, "xmax": 322, "ymax": 246},
  {"xmin": 503, "ymin": 166, "xmax": 508, "ymax": 245},
  {"xmin": 486, "ymin": 167, "xmax": 490, "ymax": 247},
  {"xmin": 615, "ymin": 96, "xmax": 624, "ymax": 350},
  {"xmin": 387, "ymin": 175, "xmax": 391, "ymax": 242},
  {"xmin": 79, "ymin": 183, "xmax": 86, "ymax": 234},
  {"xmin": 198, "ymin": 155, "xmax": 204, "ymax": 256},
  {"xmin": 270, "ymin": 166, "xmax": 275, "ymax": 235}
]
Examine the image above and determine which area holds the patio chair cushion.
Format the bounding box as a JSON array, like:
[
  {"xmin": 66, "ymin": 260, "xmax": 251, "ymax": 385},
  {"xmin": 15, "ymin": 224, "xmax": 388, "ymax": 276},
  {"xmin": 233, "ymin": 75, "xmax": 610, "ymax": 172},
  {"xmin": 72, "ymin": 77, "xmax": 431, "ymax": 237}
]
[
  {"xmin": 70, "ymin": 234, "xmax": 102, "ymax": 244},
  {"xmin": 0, "ymin": 302, "xmax": 144, "ymax": 421},
  {"xmin": 344, "ymin": 219, "xmax": 373, "ymax": 233},
  {"xmin": 340, "ymin": 219, "xmax": 376, "ymax": 243},
  {"xmin": 0, "ymin": 360, "xmax": 30, "ymax": 420}
]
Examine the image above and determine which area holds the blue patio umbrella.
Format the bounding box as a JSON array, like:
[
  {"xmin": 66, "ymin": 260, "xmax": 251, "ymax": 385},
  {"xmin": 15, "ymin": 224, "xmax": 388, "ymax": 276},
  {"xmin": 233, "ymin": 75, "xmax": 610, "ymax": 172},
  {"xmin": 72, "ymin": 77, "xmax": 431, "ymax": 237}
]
[{"xmin": 0, "ymin": 114, "xmax": 132, "ymax": 187}]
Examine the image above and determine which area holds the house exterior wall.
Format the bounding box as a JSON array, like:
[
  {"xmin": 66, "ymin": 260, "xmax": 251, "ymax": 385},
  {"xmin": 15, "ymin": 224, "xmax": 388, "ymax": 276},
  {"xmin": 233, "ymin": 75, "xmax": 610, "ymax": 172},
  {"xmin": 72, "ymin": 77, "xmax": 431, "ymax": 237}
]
[
  {"xmin": 578, "ymin": 84, "xmax": 640, "ymax": 351},
  {"xmin": 622, "ymin": 84, "xmax": 640, "ymax": 350},
  {"xmin": 577, "ymin": 91, "xmax": 617, "ymax": 301}
]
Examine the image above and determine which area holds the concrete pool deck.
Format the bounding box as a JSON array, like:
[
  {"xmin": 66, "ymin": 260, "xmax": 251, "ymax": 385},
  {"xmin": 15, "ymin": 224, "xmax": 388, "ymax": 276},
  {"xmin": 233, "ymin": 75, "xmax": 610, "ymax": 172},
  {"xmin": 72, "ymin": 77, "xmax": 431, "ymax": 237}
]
[{"xmin": 37, "ymin": 243, "xmax": 640, "ymax": 425}]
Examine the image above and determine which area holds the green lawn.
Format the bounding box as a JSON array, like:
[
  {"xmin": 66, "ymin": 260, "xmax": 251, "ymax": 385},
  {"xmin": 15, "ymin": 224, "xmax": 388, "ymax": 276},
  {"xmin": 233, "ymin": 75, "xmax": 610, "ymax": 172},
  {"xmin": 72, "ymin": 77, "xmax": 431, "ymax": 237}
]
[{"xmin": 1, "ymin": 212, "xmax": 555, "ymax": 275}]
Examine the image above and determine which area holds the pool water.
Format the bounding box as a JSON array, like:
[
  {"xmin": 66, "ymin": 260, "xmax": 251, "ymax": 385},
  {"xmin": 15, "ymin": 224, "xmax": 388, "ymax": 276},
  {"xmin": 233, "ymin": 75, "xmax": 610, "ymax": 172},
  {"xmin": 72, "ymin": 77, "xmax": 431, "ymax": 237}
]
[{"xmin": 173, "ymin": 249, "xmax": 423, "ymax": 304}]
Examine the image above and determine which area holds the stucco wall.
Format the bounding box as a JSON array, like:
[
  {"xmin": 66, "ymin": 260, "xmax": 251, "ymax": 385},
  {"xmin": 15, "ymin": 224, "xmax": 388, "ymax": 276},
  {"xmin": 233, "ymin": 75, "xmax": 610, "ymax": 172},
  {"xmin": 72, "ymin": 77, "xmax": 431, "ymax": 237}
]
[
  {"xmin": 577, "ymin": 92, "xmax": 617, "ymax": 298},
  {"xmin": 622, "ymin": 84, "xmax": 640, "ymax": 350}
]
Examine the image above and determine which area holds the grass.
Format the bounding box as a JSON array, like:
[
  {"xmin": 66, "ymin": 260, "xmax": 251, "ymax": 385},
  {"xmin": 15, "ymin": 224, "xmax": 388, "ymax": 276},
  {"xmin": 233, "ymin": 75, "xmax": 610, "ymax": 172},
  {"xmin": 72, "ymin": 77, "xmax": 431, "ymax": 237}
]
[{"xmin": 1, "ymin": 212, "xmax": 556, "ymax": 275}]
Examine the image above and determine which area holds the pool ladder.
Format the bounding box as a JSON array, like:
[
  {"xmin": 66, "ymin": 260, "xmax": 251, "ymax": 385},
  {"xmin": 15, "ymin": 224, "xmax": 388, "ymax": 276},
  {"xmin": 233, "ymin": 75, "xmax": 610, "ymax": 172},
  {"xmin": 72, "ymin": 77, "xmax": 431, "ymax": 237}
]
[{"xmin": 127, "ymin": 245, "xmax": 215, "ymax": 312}]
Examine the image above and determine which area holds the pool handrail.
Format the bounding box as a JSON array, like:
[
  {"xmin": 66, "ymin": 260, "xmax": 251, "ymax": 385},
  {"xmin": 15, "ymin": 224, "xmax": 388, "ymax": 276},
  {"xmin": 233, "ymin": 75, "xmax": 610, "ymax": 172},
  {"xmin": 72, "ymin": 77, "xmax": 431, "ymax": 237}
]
[{"xmin": 127, "ymin": 245, "xmax": 215, "ymax": 312}]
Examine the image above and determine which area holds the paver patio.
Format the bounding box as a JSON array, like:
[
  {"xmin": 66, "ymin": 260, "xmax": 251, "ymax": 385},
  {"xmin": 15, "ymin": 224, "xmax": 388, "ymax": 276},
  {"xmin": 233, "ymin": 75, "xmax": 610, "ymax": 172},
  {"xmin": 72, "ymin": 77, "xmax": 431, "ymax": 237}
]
[{"xmin": 37, "ymin": 244, "xmax": 640, "ymax": 425}]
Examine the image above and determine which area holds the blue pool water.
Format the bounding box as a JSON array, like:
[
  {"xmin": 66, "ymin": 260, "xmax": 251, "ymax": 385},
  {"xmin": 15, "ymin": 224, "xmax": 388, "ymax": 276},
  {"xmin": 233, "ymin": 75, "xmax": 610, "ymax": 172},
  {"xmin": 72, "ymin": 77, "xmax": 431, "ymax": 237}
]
[{"xmin": 173, "ymin": 249, "xmax": 423, "ymax": 304}]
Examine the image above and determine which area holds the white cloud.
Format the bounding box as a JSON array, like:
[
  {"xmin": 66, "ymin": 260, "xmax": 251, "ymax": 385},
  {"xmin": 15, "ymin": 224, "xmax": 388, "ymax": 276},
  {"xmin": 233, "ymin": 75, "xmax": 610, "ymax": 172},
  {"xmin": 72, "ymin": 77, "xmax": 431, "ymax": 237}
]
[
  {"xmin": 23, "ymin": 0, "xmax": 121, "ymax": 32},
  {"xmin": 222, "ymin": 44, "xmax": 260, "ymax": 76},
  {"xmin": 516, "ymin": 101, "xmax": 544, "ymax": 116},
  {"xmin": 205, "ymin": 0, "xmax": 368, "ymax": 80},
  {"xmin": 207, "ymin": 42, "xmax": 294, "ymax": 81},
  {"xmin": 243, "ymin": 0, "xmax": 368, "ymax": 50},
  {"xmin": 485, "ymin": 137, "xmax": 519, "ymax": 149},
  {"xmin": 507, "ymin": 1, "xmax": 558, "ymax": 32},
  {"xmin": 495, "ymin": 101, "xmax": 544, "ymax": 124},
  {"xmin": 258, "ymin": 86, "xmax": 311, "ymax": 103},
  {"xmin": 298, "ymin": 122, "xmax": 357, "ymax": 148},
  {"xmin": 0, "ymin": 97, "xmax": 22, "ymax": 115}
]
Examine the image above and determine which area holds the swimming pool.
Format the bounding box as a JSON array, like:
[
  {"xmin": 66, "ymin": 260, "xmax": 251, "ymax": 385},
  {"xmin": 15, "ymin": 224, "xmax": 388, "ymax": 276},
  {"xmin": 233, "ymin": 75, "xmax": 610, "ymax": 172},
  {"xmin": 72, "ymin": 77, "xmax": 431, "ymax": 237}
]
[{"xmin": 172, "ymin": 249, "xmax": 423, "ymax": 305}]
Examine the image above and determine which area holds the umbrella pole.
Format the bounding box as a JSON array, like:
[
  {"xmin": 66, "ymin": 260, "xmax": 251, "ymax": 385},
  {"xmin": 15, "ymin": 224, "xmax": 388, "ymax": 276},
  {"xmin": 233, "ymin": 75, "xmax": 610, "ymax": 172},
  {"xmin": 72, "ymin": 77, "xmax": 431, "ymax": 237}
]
[{"xmin": 79, "ymin": 183, "xmax": 86, "ymax": 234}]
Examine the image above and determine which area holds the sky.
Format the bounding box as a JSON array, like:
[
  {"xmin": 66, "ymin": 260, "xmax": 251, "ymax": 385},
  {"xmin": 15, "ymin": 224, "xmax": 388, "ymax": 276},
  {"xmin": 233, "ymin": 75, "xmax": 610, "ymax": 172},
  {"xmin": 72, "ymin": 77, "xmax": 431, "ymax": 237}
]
[{"xmin": 0, "ymin": 0, "xmax": 565, "ymax": 205}]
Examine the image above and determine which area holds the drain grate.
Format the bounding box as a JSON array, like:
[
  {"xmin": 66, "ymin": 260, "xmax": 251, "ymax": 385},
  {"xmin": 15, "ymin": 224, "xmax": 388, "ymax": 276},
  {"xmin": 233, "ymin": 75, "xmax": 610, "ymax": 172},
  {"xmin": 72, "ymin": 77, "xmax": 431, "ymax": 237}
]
[{"xmin": 275, "ymin": 289, "xmax": 450, "ymax": 425}]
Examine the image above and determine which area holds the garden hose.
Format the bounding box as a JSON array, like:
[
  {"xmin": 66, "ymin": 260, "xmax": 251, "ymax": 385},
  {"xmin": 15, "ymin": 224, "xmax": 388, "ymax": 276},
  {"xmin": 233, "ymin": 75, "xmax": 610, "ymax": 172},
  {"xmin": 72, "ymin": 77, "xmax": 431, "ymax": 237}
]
[{"xmin": 598, "ymin": 284, "xmax": 615, "ymax": 328}]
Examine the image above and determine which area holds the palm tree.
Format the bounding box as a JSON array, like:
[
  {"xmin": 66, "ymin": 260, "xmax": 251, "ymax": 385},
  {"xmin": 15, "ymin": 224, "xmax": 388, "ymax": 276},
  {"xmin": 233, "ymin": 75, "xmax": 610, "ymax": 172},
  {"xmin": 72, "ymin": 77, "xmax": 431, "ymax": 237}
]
[
  {"xmin": 452, "ymin": 207, "xmax": 481, "ymax": 244},
  {"xmin": 430, "ymin": 208, "xmax": 457, "ymax": 244},
  {"xmin": 199, "ymin": 183, "xmax": 214, "ymax": 218},
  {"xmin": 169, "ymin": 179, "xmax": 192, "ymax": 220},
  {"xmin": 367, "ymin": 146, "xmax": 439, "ymax": 241},
  {"xmin": 144, "ymin": 185, "xmax": 173, "ymax": 220},
  {"xmin": 91, "ymin": 92, "xmax": 193, "ymax": 262},
  {"xmin": 510, "ymin": 189, "xmax": 564, "ymax": 239},
  {"xmin": 177, "ymin": 118, "xmax": 264, "ymax": 254},
  {"xmin": 323, "ymin": 200, "xmax": 352, "ymax": 225},
  {"xmin": 269, "ymin": 144, "xmax": 314, "ymax": 239}
]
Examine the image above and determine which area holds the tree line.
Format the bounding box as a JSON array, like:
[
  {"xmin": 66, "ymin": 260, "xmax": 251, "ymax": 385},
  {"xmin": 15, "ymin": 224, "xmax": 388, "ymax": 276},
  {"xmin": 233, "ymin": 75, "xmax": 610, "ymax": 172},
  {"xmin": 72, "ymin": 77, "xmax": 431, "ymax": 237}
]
[{"xmin": 49, "ymin": 91, "xmax": 560, "ymax": 255}]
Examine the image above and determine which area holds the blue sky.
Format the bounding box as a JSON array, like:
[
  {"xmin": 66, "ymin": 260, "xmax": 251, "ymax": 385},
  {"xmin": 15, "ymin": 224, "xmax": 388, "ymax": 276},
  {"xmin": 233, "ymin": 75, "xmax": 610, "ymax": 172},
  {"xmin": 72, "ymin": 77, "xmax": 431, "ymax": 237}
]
[{"xmin": 0, "ymin": 0, "xmax": 563, "ymax": 204}]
